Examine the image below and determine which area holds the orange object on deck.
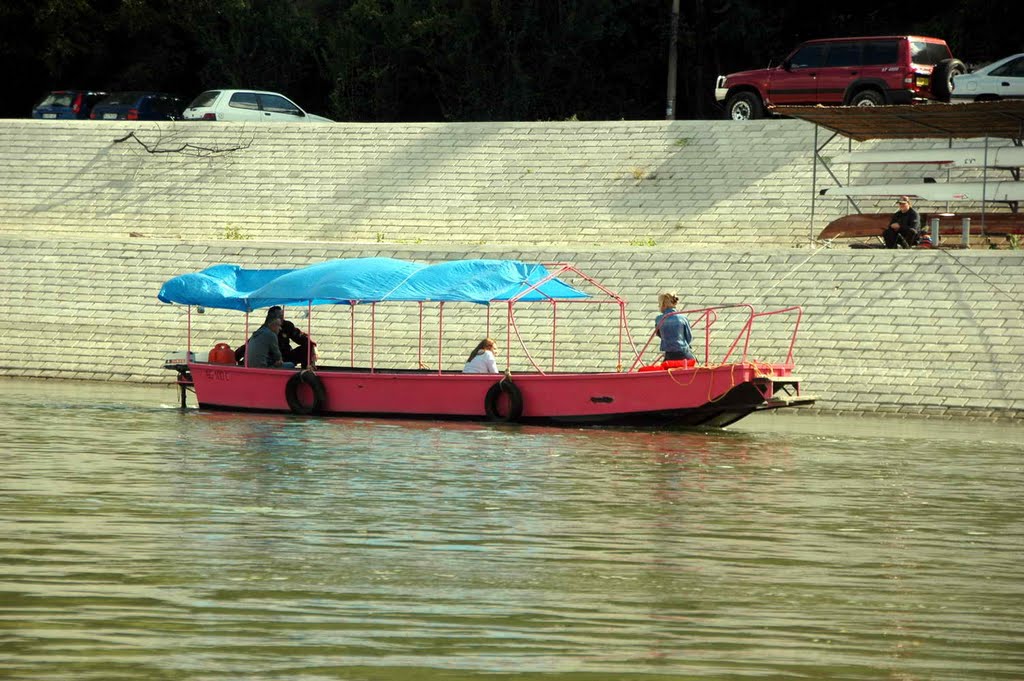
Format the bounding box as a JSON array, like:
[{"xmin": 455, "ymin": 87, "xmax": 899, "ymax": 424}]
[
  {"xmin": 208, "ymin": 342, "xmax": 235, "ymax": 364},
  {"xmin": 662, "ymin": 359, "xmax": 696, "ymax": 369},
  {"xmin": 637, "ymin": 358, "xmax": 697, "ymax": 372}
]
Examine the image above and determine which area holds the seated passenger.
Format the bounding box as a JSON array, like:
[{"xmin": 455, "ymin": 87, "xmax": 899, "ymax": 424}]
[
  {"xmin": 243, "ymin": 315, "xmax": 295, "ymax": 369},
  {"xmin": 654, "ymin": 292, "xmax": 695, "ymax": 361},
  {"xmin": 463, "ymin": 338, "xmax": 499, "ymax": 374},
  {"xmin": 236, "ymin": 305, "xmax": 316, "ymax": 368}
]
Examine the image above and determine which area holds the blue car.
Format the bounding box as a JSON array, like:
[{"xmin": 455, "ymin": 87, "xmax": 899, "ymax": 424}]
[
  {"xmin": 89, "ymin": 92, "xmax": 186, "ymax": 121},
  {"xmin": 31, "ymin": 90, "xmax": 108, "ymax": 119}
]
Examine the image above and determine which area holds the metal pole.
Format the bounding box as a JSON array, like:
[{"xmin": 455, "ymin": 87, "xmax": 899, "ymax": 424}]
[
  {"xmin": 438, "ymin": 302, "xmax": 444, "ymax": 375},
  {"xmin": 945, "ymin": 138, "xmax": 953, "ymax": 215},
  {"xmin": 930, "ymin": 217, "xmax": 940, "ymax": 247},
  {"xmin": 962, "ymin": 217, "xmax": 971, "ymax": 247},
  {"xmin": 811, "ymin": 125, "xmax": 819, "ymax": 243},
  {"xmin": 981, "ymin": 136, "xmax": 989, "ymax": 238},
  {"xmin": 551, "ymin": 301, "xmax": 557, "ymax": 373},
  {"xmin": 665, "ymin": 0, "xmax": 679, "ymax": 119}
]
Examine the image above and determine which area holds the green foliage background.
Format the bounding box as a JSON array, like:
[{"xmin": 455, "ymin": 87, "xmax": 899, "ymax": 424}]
[{"xmin": 0, "ymin": 0, "xmax": 1016, "ymax": 121}]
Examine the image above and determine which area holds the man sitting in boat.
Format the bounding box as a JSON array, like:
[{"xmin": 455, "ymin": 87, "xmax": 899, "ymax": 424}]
[
  {"xmin": 463, "ymin": 338, "xmax": 499, "ymax": 374},
  {"xmin": 655, "ymin": 292, "xmax": 695, "ymax": 361},
  {"xmin": 235, "ymin": 306, "xmax": 316, "ymax": 368},
  {"xmin": 884, "ymin": 196, "xmax": 920, "ymax": 249},
  {"xmin": 243, "ymin": 315, "xmax": 295, "ymax": 369}
]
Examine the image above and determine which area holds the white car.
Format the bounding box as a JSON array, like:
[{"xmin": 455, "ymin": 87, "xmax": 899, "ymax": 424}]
[
  {"xmin": 950, "ymin": 53, "xmax": 1024, "ymax": 102},
  {"xmin": 181, "ymin": 89, "xmax": 333, "ymax": 122}
]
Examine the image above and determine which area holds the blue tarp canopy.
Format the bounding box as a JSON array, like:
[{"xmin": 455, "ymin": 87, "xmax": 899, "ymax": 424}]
[{"xmin": 158, "ymin": 258, "xmax": 589, "ymax": 312}]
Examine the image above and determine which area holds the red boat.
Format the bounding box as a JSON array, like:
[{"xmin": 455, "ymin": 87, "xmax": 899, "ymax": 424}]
[{"xmin": 159, "ymin": 258, "xmax": 814, "ymax": 428}]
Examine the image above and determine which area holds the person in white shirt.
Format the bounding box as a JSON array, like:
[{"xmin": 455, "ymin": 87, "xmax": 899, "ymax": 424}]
[{"xmin": 463, "ymin": 338, "xmax": 499, "ymax": 374}]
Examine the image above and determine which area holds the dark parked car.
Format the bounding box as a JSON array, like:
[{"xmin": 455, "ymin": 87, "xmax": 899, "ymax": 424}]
[
  {"xmin": 31, "ymin": 90, "xmax": 108, "ymax": 119},
  {"xmin": 89, "ymin": 92, "xmax": 186, "ymax": 121}
]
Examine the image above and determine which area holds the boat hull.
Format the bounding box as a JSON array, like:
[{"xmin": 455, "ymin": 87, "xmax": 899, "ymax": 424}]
[
  {"xmin": 820, "ymin": 181, "xmax": 1024, "ymax": 202},
  {"xmin": 819, "ymin": 212, "xmax": 1024, "ymax": 240},
  {"xmin": 830, "ymin": 146, "xmax": 1024, "ymax": 168},
  {"xmin": 187, "ymin": 362, "xmax": 811, "ymax": 428}
]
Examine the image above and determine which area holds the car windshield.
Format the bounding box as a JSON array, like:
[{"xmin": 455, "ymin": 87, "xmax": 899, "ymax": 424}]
[
  {"xmin": 187, "ymin": 91, "xmax": 221, "ymax": 108},
  {"xmin": 991, "ymin": 56, "xmax": 1024, "ymax": 77},
  {"xmin": 910, "ymin": 41, "xmax": 950, "ymax": 66}
]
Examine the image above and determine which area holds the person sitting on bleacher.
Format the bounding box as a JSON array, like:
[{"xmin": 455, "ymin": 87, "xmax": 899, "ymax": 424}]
[{"xmin": 884, "ymin": 196, "xmax": 920, "ymax": 248}]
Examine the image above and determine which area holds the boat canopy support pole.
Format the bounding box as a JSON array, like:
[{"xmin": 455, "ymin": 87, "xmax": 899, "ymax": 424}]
[
  {"xmin": 551, "ymin": 301, "xmax": 557, "ymax": 372},
  {"xmin": 306, "ymin": 302, "xmax": 313, "ymax": 367},
  {"xmin": 418, "ymin": 302, "xmax": 424, "ymax": 369},
  {"xmin": 349, "ymin": 303, "xmax": 355, "ymax": 368},
  {"xmin": 438, "ymin": 302, "xmax": 445, "ymax": 375},
  {"xmin": 505, "ymin": 302, "xmax": 512, "ymax": 371},
  {"xmin": 617, "ymin": 300, "xmax": 625, "ymax": 371}
]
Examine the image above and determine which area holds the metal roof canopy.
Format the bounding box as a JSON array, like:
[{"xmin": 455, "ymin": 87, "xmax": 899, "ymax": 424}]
[
  {"xmin": 775, "ymin": 101, "xmax": 1024, "ymax": 142},
  {"xmin": 785, "ymin": 102, "xmax": 1024, "ymax": 243}
]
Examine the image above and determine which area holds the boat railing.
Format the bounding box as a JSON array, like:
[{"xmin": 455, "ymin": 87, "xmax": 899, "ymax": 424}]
[
  {"xmin": 626, "ymin": 304, "xmax": 803, "ymax": 372},
  {"xmin": 175, "ymin": 261, "xmax": 800, "ymax": 377}
]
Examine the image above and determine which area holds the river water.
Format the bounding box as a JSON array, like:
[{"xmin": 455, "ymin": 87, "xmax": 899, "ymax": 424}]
[{"xmin": 2, "ymin": 378, "xmax": 1022, "ymax": 680}]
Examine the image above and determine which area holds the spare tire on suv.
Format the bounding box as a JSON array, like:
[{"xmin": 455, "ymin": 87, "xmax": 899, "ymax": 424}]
[{"xmin": 931, "ymin": 58, "xmax": 967, "ymax": 102}]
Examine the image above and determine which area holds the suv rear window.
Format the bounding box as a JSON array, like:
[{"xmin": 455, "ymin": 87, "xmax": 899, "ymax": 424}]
[
  {"xmin": 862, "ymin": 40, "xmax": 899, "ymax": 65},
  {"xmin": 910, "ymin": 41, "xmax": 950, "ymax": 66}
]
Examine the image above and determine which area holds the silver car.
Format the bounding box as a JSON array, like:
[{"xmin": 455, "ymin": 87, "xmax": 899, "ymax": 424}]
[{"xmin": 181, "ymin": 89, "xmax": 333, "ymax": 122}]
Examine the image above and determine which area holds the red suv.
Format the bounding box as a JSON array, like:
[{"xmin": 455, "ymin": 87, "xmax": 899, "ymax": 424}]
[{"xmin": 715, "ymin": 36, "xmax": 964, "ymax": 120}]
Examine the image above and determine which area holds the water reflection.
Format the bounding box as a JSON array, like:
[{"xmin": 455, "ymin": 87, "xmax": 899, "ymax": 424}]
[{"xmin": 2, "ymin": 379, "xmax": 1023, "ymax": 680}]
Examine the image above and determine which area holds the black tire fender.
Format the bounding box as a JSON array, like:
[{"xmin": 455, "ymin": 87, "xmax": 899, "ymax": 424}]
[
  {"xmin": 285, "ymin": 369, "xmax": 327, "ymax": 415},
  {"xmin": 484, "ymin": 379, "xmax": 524, "ymax": 422},
  {"xmin": 932, "ymin": 58, "xmax": 966, "ymax": 102}
]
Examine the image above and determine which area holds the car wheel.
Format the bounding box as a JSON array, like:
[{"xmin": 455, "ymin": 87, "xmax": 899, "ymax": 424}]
[
  {"xmin": 931, "ymin": 59, "xmax": 966, "ymax": 102},
  {"xmin": 850, "ymin": 89, "xmax": 884, "ymax": 107},
  {"xmin": 725, "ymin": 92, "xmax": 763, "ymax": 120}
]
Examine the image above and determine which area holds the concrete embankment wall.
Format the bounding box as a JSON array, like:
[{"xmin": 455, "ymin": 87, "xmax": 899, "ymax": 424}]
[
  {"xmin": 1, "ymin": 237, "xmax": 1021, "ymax": 419},
  {"xmin": 0, "ymin": 119, "xmax": 1021, "ymax": 419},
  {"xmin": 1, "ymin": 119, "xmax": 1017, "ymax": 248}
]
